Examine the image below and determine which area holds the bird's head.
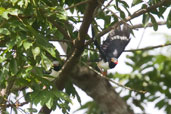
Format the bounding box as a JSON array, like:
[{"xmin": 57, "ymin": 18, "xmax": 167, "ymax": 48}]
[{"xmin": 109, "ymin": 58, "xmax": 118, "ymax": 68}]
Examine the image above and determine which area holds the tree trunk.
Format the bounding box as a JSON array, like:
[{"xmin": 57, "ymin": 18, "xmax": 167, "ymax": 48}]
[{"xmin": 71, "ymin": 66, "xmax": 134, "ymax": 114}]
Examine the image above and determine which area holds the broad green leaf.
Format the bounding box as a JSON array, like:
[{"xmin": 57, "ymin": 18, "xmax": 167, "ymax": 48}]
[
  {"xmin": 8, "ymin": 8, "xmax": 21, "ymax": 16},
  {"xmin": 26, "ymin": 108, "xmax": 37, "ymax": 113},
  {"xmin": 46, "ymin": 97, "xmax": 54, "ymax": 109},
  {"xmin": 11, "ymin": 0, "xmax": 18, "ymax": 6},
  {"xmin": 0, "ymin": 55, "xmax": 7, "ymax": 63},
  {"xmin": 18, "ymin": 0, "xmax": 24, "ymax": 7},
  {"xmin": 32, "ymin": 47, "xmax": 40, "ymax": 59},
  {"xmin": 149, "ymin": 14, "xmax": 158, "ymax": 31},
  {"xmin": 156, "ymin": 99, "xmax": 165, "ymax": 110},
  {"xmin": 166, "ymin": 10, "xmax": 171, "ymax": 28},
  {"xmin": 10, "ymin": 58, "xmax": 18, "ymax": 75},
  {"xmin": 23, "ymin": 41, "xmax": 33, "ymax": 50},
  {"xmin": 132, "ymin": 0, "xmax": 143, "ymax": 6},
  {"xmin": 0, "ymin": 28, "xmax": 10, "ymax": 35},
  {"xmin": 0, "ymin": 7, "xmax": 6, "ymax": 15},
  {"xmin": 142, "ymin": 13, "xmax": 150, "ymax": 26},
  {"xmin": 25, "ymin": 24, "xmax": 57, "ymax": 57},
  {"xmin": 41, "ymin": 53, "xmax": 52, "ymax": 70}
]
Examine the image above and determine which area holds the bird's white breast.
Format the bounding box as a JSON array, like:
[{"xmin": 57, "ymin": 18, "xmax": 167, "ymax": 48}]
[
  {"xmin": 98, "ymin": 60, "xmax": 109, "ymax": 70},
  {"xmin": 45, "ymin": 69, "xmax": 60, "ymax": 81}
]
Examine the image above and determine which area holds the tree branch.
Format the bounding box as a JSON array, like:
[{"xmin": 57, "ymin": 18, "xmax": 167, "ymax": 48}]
[
  {"xmin": 125, "ymin": 43, "xmax": 171, "ymax": 52},
  {"xmin": 39, "ymin": 0, "xmax": 103, "ymax": 113},
  {"xmin": 71, "ymin": 65, "xmax": 134, "ymax": 114},
  {"xmin": 85, "ymin": 0, "xmax": 168, "ymax": 46},
  {"xmin": 95, "ymin": 0, "xmax": 168, "ymax": 41},
  {"xmin": 65, "ymin": 0, "xmax": 91, "ymax": 10},
  {"xmin": 132, "ymin": 21, "xmax": 166, "ymax": 29},
  {"xmin": 83, "ymin": 62, "xmax": 146, "ymax": 94},
  {"xmin": 47, "ymin": 18, "xmax": 72, "ymax": 41}
]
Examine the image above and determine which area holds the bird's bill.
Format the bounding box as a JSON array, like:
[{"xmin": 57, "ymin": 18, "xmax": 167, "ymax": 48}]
[{"xmin": 111, "ymin": 58, "xmax": 118, "ymax": 64}]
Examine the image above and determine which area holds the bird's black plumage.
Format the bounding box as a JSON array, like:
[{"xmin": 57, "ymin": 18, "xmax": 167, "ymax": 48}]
[{"xmin": 94, "ymin": 24, "xmax": 131, "ymax": 69}]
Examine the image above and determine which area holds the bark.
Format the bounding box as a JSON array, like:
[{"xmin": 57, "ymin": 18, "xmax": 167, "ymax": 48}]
[{"xmin": 71, "ymin": 66, "xmax": 134, "ymax": 114}]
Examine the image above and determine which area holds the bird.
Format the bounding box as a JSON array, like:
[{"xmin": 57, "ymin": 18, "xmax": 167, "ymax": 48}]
[
  {"xmin": 94, "ymin": 24, "xmax": 131, "ymax": 75},
  {"xmin": 43, "ymin": 61, "xmax": 62, "ymax": 81}
]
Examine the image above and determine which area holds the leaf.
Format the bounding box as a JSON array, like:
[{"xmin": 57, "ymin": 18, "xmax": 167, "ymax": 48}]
[
  {"xmin": 0, "ymin": 7, "xmax": 8, "ymax": 19},
  {"xmin": 166, "ymin": 10, "xmax": 171, "ymax": 28},
  {"xmin": 0, "ymin": 28, "xmax": 10, "ymax": 35},
  {"xmin": 26, "ymin": 108, "xmax": 37, "ymax": 113},
  {"xmin": 120, "ymin": 1, "xmax": 129, "ymax": 8},
  {"xmin": 25, "ymin": 24, "xmax": 57, "ymax": 57},
  {"xmin": 155, "ymin": 99, "xmax": 165, "ymax": 110},
  {"xmin": 8, "ymin": 8, "xmax": 21, "ymax": 16},
  {"xmin": 132, "ymin": 0, "xmax": 143, "ymax": 6},
  {"xmin": 10, "ymin": 58, "xmax": 18, "ymax": 75},
  {"xmin": 149, "ymin": 14, "xmax": 158, "ymax": 31},
  {"xmin": 41, "ymin": 53, "xmax": 52, "ymax": 70},
  {"xmin": 142, "ymin": 13, "xmax": 150, "ymax": 26},
  {"xmin": 23, "ymin": 41, "xmax": 33, "ymax": 50},
  {"xmin": 46, "ymin": 97, "xmax": 54, "ymax": 109},
  {"xmin": 32, "ymin": 47, "xmax": 40, "ymax": 59}
]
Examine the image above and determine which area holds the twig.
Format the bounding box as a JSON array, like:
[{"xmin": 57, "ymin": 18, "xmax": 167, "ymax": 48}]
[
  {"xmin": 137, "ymin": 27, "xmax": 146, "ymax": 48},
  {"xmin": 47, "ymin": 18, "xmax": 72, "ymax": 41},
  {"xmin": 82, "ymin": 62, "xmax": 146, "ymax": 94},
  {"xmin": 65, "ymin": 0, "xmax": 91, "ymax": 10},
  {"xmin": 86, "ymin": 43, "xmax": 171, "ymax": 52},
  {"xmin": 125, "ymin": 43, "xmax": 171, "ymax": 52},
  {"xmin": 5, "ymin": 101, "xmax": 29, "ymax": 108},
  {"xmin": 132, "ymin": 21, "xmax": 166, "ymax": 29},
  {"xmin": 49, "ymin": 38, "xmax": 72, "ymax": 43},
  {"xmin": 102, "ymin": 0, "xmax": 113, "ymax": 11},
  {"xmin": 101, "ymin": 2, "xmax": 132, "ymax": 28}
]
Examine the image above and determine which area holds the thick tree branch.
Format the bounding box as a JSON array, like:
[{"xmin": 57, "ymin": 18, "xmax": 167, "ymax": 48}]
[
  {"xmin": 71, "ymin": 66, "xmax": 134, "ymax": 114},
  {"xmin": 55, "ymin": 0, "xmax": 102, "ymax": 90},
  {"xmin": 39, "ymin": 0, "xmax": 103, "ymax": 113},
  {"xmin": 76, "ymin": 0, "xmax": 100, "ymax": 48},
  {"xmin": 83, "ymin": 62, "xmax": 146, "ymax": 94}
]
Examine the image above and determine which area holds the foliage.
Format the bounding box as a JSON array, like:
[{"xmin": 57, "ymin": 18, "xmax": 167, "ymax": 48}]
[
  {"xmin": 0, "ymin": 0, "xmax": 170, "ymax": 113},
  {"xmin": 119, "ymin": 49, "xmax": 171, "ymax": 113}
]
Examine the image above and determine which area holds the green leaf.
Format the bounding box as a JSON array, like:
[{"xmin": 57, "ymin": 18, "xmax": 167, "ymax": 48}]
[
  {"xmin": 41, "ymin": 53, "xmax": 52, "ymax": 70},
  {"xmin": 155, "ymin": 99, "xmax": 165, "ymax": 109},
  {"xmin": 8, "ymin": 8, "xmax": 21, "ymax": 16},
  {"xmin": 166, "ymin": 10, "xmax": 171, "ymax": 28},
  {"xmin": 0, "ymin": 55, "xmax": 7, "ymax": 63},
  {"xmin": 0, "ymin": 7, "xmax": 6, "ymax": 15},
  {"xmin": 32, "ymin": 47, "xmax": 40, "ymax": 59},
  {"xmin": 46, "ymin": 97, "xmax": 54, "ymax": 109},
  {"xmin": 25, "ymin": 24, "xmax": 57, "ymax": 57},
  {"xmin": 23, "ymin": 41, "xmax": 33, "ymax": 50},
  {"xmin": 0, "ymin": 7, "xmax": 8, "ymax": 19},
  {"xmin": 10, "ymin": 58, "xmax": 18, "ymax": 75},
  {"xmin": 142, "ymin": 13, "xmax": 150, "ymax": 26},
  {"xmin": 132, "ymin": 0, "xmax": 143, "ymax": 6},
  {"xmin": 26, "ymin": 108, "xmax": 38, "ymax": 113},
  {"xmin": 149, "ymin": 14, "xmax": 158, "ymax": 31},
  {"xmin": 0, "ymin": 28, "xmax": 10, "ymax": 35}
]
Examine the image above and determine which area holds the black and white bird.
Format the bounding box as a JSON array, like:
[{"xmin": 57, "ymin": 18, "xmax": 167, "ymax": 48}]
[
  {"xmin": 44, "ymin": 61, "xmax": 61, "ymax": 81},
  {"xmin": 94, "ymin": 24, "xmax": 131, "ymax": 72}
]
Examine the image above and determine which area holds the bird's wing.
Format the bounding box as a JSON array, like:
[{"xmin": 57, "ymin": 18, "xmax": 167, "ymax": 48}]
[{"xmin": 101, "ymin": 25, "xmax": 131, "ymax": 60}]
